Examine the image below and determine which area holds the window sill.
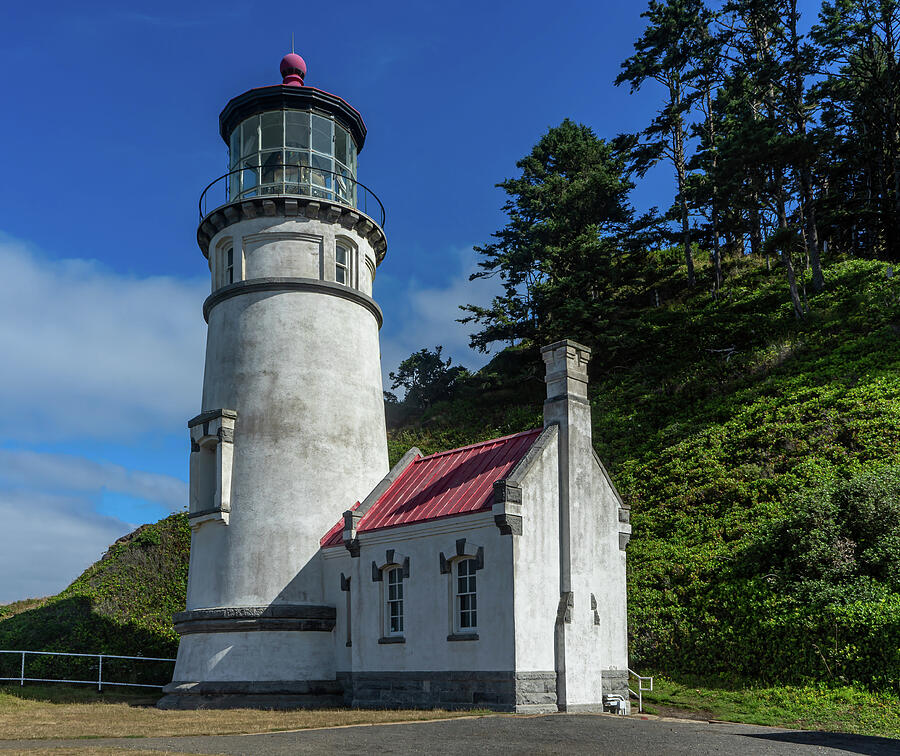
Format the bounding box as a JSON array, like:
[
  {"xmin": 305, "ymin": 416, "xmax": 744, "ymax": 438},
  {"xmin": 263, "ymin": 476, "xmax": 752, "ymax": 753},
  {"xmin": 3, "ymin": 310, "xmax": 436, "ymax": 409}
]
[
  {"xmin": 447, "ymin": 632, "xmax": 479, "ymax": 642},
  {"xmin": 378, "ymin": 636, "xmax": 405, "ymax": 644}
]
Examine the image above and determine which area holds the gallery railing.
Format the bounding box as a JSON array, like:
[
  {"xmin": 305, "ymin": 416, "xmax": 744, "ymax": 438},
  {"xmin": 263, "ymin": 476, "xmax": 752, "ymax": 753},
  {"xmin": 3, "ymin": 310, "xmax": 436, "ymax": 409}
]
[{"xmin": 199, "ymin": 165, "xmax": 386, "ymax": 228}]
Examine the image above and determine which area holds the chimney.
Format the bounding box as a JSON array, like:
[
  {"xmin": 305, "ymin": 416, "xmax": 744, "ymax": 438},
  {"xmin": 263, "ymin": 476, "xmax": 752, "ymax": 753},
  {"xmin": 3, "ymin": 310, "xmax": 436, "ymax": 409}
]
[{"xmin": 541, "ymin": 339, "xmax": 594, "ymax": 709}]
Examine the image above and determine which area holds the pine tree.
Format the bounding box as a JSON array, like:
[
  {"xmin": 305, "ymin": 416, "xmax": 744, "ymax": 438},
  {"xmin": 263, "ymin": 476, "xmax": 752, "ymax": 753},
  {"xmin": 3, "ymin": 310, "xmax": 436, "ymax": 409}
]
[{"xmin": 459, "ymin": 120, "xmax": 633, "ymax": 351}]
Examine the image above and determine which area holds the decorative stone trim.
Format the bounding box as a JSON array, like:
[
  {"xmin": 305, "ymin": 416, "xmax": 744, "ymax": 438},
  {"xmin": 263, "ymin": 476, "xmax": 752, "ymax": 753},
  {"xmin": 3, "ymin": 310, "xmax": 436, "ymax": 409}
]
[
  {"xmin": 541, "ymin": 340, "xmax": 591, "ymax": 402},
  {"xmin": 202, "ymin": 277, "xmax": 383, "ymax": 328},
  {"xmin": 172, "ymin": 604, "xmax": 336, "ymax": 635},
  {"xmin": 187, "ymin": 409, "xmax": 237, "ymax": 527},
  {"xmin": 198, "ymin": 195, "xmax": 386, "ymax": 263},
  {"xmin": 371, "ymin": 549, "xmax": 410, "ymax": 581},
  {"xmin": 492, "ymin": 424, "xmax": 558, "ymax": 536},
  {"xmin": 439, "ymin": 538, "xmax": 484, "ymax": 574},
  {"xmin": 619, "ymin": 532, "xmax": 631, "ymax": 551},
  {"xmin": 556, "ymin": 591, "xmax": 574, "ymax": 624},
  {"xmin": 340, "ymin": 573, "xmax": 351, "ymax": 592},
  {"xmin": 447, "ymin": 633, "xmax": 479, "ymax": 642}
]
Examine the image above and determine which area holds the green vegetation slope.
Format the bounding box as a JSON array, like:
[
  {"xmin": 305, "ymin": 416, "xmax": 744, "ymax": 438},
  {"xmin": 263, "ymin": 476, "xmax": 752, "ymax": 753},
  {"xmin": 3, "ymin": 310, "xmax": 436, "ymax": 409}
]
[
  {"xmin": 3, "ymin": 254, "xmax": 899, "ymax": 693},
  {"xmin": 393, "ymin": 254, "xmax": 900, "ymax": 690}
]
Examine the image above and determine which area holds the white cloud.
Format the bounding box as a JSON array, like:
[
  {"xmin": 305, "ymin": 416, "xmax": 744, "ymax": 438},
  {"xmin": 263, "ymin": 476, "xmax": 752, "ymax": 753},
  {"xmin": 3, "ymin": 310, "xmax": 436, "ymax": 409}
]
[
  {"xmin": 380, "ymin": 245, "xmax": 501, "ymax": 385},
  {"xmin": 0, "ymin": 490, "xmax": 131, "ymax": 603},
  {"xmin": 0, "ymin": 233, "xmax": 207, "ymax": 442},
  {"xmin": 0, "ymin": 450, "xmax": 187, "ymax": 514}
]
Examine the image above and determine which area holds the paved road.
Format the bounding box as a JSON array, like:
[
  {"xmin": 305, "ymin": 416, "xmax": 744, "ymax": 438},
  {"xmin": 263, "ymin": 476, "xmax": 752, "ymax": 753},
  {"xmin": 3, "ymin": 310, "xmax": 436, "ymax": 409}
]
[{"xmin": 2, "ymin": 713, "xmax": 897, "ymax": 755}]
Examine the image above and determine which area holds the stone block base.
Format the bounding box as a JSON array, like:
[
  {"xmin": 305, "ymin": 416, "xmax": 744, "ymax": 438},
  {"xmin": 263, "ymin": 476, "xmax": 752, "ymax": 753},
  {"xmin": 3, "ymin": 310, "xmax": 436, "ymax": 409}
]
[
  {"xmin": 338, "ymin": 670, "xmax": 557, "ymax": 713},
  {"xmin": 157, "ymin": 680, "xmax": 343, "ymax": 710}
]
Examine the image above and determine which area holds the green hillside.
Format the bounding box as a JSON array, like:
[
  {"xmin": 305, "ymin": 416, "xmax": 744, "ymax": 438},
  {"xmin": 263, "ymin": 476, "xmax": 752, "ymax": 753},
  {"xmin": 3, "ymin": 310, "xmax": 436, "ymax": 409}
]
[
  {"xmin": 2, "ymin": 254, "xmax": 899, "ymax": 694},
  {"xmin": 391, "ymin": 254, "xmax": 900, "ymax": 690},
  {"xmin": 0, "ymin": 515, "xmax": 188, "ymax": 684}
]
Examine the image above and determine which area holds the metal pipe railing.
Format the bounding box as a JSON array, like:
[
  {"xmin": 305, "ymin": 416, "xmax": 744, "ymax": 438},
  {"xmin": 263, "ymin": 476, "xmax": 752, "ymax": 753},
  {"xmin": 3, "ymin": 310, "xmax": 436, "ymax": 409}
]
[
  {"xmin": 0, "ymin": 649, "xmax": 176, "ymax": 691},
  {"xmin": 627, "ymin": 667, "xmax": 654, "ymax": 713}
]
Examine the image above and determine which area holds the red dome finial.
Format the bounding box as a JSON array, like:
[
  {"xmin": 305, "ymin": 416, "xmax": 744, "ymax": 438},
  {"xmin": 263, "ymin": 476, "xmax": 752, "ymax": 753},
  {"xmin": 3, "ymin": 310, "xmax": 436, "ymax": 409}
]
[{"xmin": 280, "ymin": 53, "xmax": 306, "ymax": 87}]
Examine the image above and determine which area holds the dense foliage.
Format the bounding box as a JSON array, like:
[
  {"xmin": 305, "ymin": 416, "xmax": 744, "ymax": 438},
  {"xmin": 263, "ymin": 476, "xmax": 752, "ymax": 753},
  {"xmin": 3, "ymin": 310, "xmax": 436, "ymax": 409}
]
[
  {"xmin": 384, "ymin": 346, "xmax": 469, "ymax": 409},
  {"xmin": 396, "ymin": 254, "xmax": 900, "ymax": 691}
]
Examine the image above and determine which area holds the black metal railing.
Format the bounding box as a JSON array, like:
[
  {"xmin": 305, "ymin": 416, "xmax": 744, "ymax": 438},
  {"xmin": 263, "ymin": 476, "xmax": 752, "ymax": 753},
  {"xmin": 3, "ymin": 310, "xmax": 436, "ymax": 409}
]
[{"xmin": 199, "ymin": 165, "xmax": 385, "ymax": 228}]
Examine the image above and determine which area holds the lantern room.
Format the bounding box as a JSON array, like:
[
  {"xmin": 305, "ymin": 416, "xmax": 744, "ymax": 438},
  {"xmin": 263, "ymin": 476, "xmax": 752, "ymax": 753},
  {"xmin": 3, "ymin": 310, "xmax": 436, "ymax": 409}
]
[{"xmin": 201, "ymin": 53, "xmax": 381, "ymax": 225}]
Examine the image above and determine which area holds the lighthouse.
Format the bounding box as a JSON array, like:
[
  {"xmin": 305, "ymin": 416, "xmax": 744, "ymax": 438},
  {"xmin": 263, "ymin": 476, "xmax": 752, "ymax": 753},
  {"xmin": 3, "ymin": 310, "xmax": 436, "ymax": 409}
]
[{"xmin": 161, "ymin": 53, "xmax": 390, "ymax": 708}]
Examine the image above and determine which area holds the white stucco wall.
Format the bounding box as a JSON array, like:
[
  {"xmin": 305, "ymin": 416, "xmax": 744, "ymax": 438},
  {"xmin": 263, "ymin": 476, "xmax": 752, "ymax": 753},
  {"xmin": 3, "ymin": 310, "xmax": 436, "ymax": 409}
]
[
  {"xmin": 322, "ymin": 512, "xmax": 516, "ymax": 673},
  {"xmin": 511, "ymin": 434, "xmax": 559, "ymax": 674},
  {"xmin": 207, "ymin": 217, "xmax": 377, "ymax": 297},
  {"xmin": 591, "ymin": 461, "xmax": 629, "ymax": 672},
  {"xmin": 173, "ymin": 629, "xmax": 335, "ymax": 682},
  {"xmin": 185, "ymin": 214, "xmax": 388, "ymax": 614}
]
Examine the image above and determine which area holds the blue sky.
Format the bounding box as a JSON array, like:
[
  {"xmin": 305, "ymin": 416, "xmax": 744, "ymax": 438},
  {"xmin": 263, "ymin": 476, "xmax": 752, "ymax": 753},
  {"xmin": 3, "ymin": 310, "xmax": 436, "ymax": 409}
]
[{"xmin": 0, "ymin": 0, "xmax": 820, "ymax": 601}]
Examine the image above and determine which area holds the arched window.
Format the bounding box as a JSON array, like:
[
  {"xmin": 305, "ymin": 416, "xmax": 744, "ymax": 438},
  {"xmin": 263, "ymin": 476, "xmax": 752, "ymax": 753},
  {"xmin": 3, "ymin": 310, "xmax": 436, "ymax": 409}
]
[
  {"xmin": 214, "ymin": 239, "xmax": 236, "ymax": 290},
  {"xmin": 335, "ymin": 239, "xmax": 357, "ymax": 288},
  {"xmin": 454, "ymin": 558, "xmax": 477, "ymax": 632},
  {"xmin": 224, "ymin": 245, "xmax": 234, "ymax": 285},
  {"xmin": 440, "ymin": 540, "xmax": 483, "ymax": 641},
  {"xmin": 372, "ymin": 550, "xmax": 409, "ymax": 643},
  {"xmin": 385, "ymin": 566, "xmax": 404, "ymax": 637}
]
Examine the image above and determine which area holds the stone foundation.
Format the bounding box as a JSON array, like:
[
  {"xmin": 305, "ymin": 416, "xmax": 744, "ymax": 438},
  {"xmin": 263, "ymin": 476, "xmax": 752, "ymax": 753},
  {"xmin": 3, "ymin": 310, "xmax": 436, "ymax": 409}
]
[{"xmin": 337, "ymin": 670, "xmax": 557, "ymax": 713}]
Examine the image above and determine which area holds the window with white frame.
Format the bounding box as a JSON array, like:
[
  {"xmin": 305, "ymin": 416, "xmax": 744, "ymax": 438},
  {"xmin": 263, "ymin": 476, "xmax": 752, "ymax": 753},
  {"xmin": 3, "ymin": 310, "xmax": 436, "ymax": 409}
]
[
  {"xmin": 385, "ymin": 567, "xmax": 404, "ymax": 636},
  {"xmin": 455, "ymin": 558, "xmax": 477, "ymax": 631},
  {"xmin": 335, "ymin": 242, "xmax": 351, "ymax": 286},
  {"xmin": 224, "ymin": 245, "xmax": 234, "ymax": 285}
]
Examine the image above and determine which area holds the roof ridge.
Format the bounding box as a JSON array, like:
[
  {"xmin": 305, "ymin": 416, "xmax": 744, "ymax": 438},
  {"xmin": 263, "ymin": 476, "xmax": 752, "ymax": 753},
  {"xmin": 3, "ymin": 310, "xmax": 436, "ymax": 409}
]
[{"xmin": 417, "ymin": 427, "xmax": 543, "ymax": 461}]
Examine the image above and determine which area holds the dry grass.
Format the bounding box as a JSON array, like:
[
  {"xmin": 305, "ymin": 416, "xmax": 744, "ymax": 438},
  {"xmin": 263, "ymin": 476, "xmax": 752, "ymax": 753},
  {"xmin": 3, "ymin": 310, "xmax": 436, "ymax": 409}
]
[
  {"xmin": 16, "ymin": 750, "xmax": 201, "ymax": 755},
  {"xmin": 0, "ymin": 686, "xmax": 484, "ymax": 741}
]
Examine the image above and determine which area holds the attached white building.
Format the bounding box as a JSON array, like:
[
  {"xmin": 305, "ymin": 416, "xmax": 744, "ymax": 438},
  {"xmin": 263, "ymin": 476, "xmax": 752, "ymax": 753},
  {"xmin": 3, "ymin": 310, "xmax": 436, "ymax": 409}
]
[
  {"xmin": 320, "ymin": 340, "xmax": 632, "ymax": 712},
  {"xmin": 160, "ymin": 53, "xmax": 631, "ymax": 713}
]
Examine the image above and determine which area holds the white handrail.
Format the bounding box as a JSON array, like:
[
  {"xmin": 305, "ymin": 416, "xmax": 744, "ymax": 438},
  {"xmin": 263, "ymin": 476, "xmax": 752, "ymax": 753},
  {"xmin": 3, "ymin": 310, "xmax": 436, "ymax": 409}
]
[
  {"xmin": 0, "ymin": 649, "xmax": 175, "ymax": 691},
  {"xmin": 627, "ymin": 668, "xmax": 653, "ymax": 713}
]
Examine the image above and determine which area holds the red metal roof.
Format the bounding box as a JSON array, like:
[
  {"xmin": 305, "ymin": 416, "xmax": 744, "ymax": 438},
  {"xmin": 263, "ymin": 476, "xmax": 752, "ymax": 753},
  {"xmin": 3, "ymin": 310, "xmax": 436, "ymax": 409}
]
[{"xmin": 321, "ymin": 428, "xmax": 543, "ymax": 548}]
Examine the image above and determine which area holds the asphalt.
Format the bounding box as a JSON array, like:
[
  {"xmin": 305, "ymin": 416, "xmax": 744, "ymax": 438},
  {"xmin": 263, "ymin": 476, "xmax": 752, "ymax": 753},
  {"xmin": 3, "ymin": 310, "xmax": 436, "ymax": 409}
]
[{"xmin": 1, "ymin": 713, "xmax": 898, "ymax": 755}]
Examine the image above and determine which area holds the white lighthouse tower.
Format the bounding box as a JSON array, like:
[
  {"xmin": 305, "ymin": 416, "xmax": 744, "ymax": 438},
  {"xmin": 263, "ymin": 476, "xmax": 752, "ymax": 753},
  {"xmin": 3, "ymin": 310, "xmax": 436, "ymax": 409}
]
[{"xmin": 161, "ymin": 53, "xmax": 389, "ymax": 708}]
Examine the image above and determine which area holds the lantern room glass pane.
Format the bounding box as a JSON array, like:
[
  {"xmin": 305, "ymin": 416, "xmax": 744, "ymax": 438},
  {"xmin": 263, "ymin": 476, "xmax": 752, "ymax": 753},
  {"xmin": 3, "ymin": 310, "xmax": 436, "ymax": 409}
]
[
  {"xmin": 284, "ymin": 150, "xmax": 309, "ymax": 185},
  {"xmin": 218, "ymin": 110, "xmax": 368, "ymax": 215},
  {"xmin": 311, "ymin": 114, "xmax": 332, "ymax": 155},
  {"xmin": 261, "ymin": 111, "xmax": 283, "ymax": 150},
  {"xmin": 240, "ymin": 116, "xmax": 258, "ymax": 158},
  {"xmin": 334, "ymin": 126, "xmax": 348, "ymax": 167},
  {"xmin": 241, "ymin": 156, "xmax": 259, "ymax": 197},
  {"xmin": 285, "ymin": 110, "xmax": 310, "ymax": 149},
  {"xmin": 229, "ymin": 127, "xmax": 241, "ymax": 169},
  {"xmin": 260, "ymin": 150, "xmax": 283, "ymax": 192}
]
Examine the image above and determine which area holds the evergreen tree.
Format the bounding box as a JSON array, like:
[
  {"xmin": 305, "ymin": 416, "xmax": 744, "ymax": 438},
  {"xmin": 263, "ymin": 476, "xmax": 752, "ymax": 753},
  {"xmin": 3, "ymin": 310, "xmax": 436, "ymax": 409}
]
[
  {"xmin": 814, "ymin": 0, "xmax": 900, "ymax": 261},
  {"xmin": 459, "ymin": 120, "xmax": 633, "ymax": 351},
  {"xmin": 617, "ymin": 0, "xmax": 717, "ymax": 287}
]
